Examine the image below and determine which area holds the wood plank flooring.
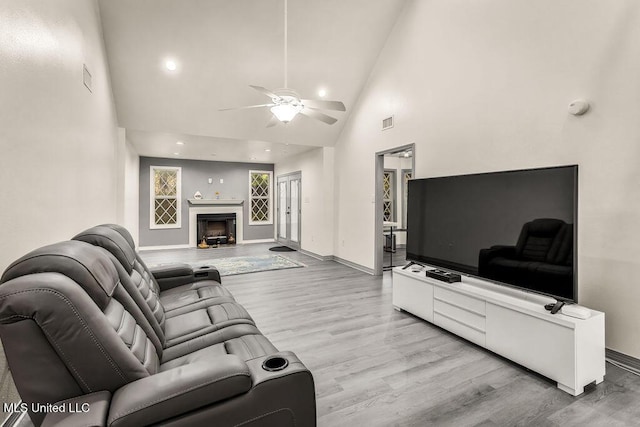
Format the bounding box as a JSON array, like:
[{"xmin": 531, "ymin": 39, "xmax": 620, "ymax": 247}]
[
  {"xmin": 2, "ymin": 243, "xmax": 639, "ymax": 426},
  {"xmin": 141, "ymin": 244, "xmax": 640, "ymax": 427}
]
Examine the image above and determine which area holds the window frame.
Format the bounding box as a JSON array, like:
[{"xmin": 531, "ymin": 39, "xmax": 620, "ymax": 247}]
[
  {"xmin": 383, "ymin": 169, "xmax": 396, "ymax": 223},
  {"xmin": 149, "ymin": 165, "xmax": 182, "ymax": 230},
  {"xmin": 248, "ymin": 170, "xmax": 274, "ymax": 225}
]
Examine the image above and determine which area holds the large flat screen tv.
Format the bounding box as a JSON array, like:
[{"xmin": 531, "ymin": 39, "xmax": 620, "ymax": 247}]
[{"xmin": 406, "ymin": 165, "xmax": 578, "ymax": 302}]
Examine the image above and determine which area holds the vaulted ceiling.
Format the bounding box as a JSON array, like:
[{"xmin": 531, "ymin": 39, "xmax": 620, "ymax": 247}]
[{"xmin": 98, "ymin": 0, "xmax": 406, "ymax": 163}]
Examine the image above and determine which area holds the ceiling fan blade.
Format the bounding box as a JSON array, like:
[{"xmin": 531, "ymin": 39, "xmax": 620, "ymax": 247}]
[
  {"xmin": 249, "ymin": 85, "xmax": 281, "ymax": 100},
  {"xmin": 266, "ymin": 115, "xmax": 280, "ymax": 128},
  {"xmin": 301, "ymin": 99, "xmax": 346, "ymax": 111},
  {"xmin": 218, "ymin": 103, "xmax": 274, "ymax": 111},
  {"xmin": 300, "ymin": 108, "xmax": 338, "ymax": 125}
]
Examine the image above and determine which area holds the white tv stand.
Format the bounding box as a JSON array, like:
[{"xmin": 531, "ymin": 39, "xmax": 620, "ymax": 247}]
[{"xmin": 392, "ymin": 265, "xmax": 605, "ymax": 396}]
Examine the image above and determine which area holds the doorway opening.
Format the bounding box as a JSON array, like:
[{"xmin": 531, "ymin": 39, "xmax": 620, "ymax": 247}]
[
  {"xmin": 276, "ymin": 171, "xmax": 302, "ymax": 250},
  {"xmin": 374, "ymin": 144, "xmax": 415, "ymax": 275}
]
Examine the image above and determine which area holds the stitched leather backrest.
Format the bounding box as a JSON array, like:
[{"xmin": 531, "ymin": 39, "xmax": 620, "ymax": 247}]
[
  {"xmin": 73, "ymin": 225, "xmax": 167, "ymax": 339},
  {"xmin": 100, "ymin": 223, "xmax": 136, "ymax": 251},
  {"xmin": 73, "ymin": 226, "xmax": 137, "ymax": 274},
  {"xmin": 98, "ymin": 224, "xmax": 162, "ymax": 295},
  {"xmin": 130, "ymin": 262, "xmax": 166, "ymax": 330},
  {"xmin": 0, "ymin": 242, "xmax": 161, "ymax": 425},
  {"xmin": 515, "ymin": 219, "xmax": 566, "ymax": 262},
  {"xmin": 552, "ymin": 223, "xmax": 573, "ymax": 265},
  {"xmin": 1, "ymin": 241, "xmax": 117, "ymax": 310}
]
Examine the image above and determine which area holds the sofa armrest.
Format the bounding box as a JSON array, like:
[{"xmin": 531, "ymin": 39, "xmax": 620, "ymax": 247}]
[
  {"xmin": 41, "ymin": 391, "xmax": 111, "ymax": 427},
  {"xmin": 107, "ymin": 356, "xmax": 251, "ymax": 427},
  {"xmin": 150, "ymin": 263, "xmax": 221, "ymax": 290}
]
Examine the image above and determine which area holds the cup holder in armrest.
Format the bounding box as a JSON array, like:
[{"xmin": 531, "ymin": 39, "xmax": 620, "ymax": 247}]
[
  {"xmin": 262, "ymin": 356, "xmax": 289, "ymax": 372},
  {"xmin": 194, "ymin": 266, "xmax": 213, "ymax": 278}
]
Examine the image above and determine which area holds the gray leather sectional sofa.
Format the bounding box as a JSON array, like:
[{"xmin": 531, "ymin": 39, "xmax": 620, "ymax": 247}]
[{"xmin": 0, "ymin": 224, "xmax": 316, "ymax": 426}]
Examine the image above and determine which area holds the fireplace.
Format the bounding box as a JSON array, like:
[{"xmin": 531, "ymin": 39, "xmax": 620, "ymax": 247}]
[{"xmin": 196, "ymin": 213, "xmax": 236, "ymax": 246}]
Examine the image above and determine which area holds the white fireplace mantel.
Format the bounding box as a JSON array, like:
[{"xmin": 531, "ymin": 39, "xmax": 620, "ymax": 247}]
[
  {"xmin": 189, "ymin": 205, "xmax": 244, "ymax": 247},
  {"xmin": 188, "ymin": 199, "xmax": 244, "ymax": 206}
]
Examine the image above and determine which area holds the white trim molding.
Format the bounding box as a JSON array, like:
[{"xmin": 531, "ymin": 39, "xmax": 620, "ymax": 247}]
[
  {"xmin": 150, "ymin": 166, "xmax": 182, "ymax": 230},
  {"xmin": 242, "ymin": 238, "xmax": 275, "ymax": 244},
  {"xmin": 248, "ymin": 170, "xmax": 274, "ymax": 225},
  {"xmin": 138, "ymin": 244, "xmax": 190, "ymax": 251},
  {"xmin": 189, "ymin": 205, "xmax": 244, "ymax": 247}
]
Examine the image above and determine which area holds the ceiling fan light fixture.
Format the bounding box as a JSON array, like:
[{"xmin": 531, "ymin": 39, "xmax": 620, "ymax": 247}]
[{"xmin": 271, "ymin": 104, "xmax": 302, "ymax": 123}]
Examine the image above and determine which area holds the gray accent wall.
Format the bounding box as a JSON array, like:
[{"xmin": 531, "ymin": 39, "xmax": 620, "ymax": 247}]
[{"xmin": 139, "ymin": 157, "xmax": 274, "ymax": 246}]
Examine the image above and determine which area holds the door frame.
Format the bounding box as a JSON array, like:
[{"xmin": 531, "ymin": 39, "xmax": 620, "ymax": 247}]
[
  {"xmin": 374, "ymin": 144, "xmax": 415, "ymax": 275},
  {"xmin": 276, "ymin": 171, "xmax": 302, "ymax": 250}
]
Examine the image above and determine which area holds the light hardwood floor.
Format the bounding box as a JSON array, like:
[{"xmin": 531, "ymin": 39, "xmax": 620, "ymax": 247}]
[{"xmin": 141, "ymin": 244, "xmax": 640, "ymax": 427}]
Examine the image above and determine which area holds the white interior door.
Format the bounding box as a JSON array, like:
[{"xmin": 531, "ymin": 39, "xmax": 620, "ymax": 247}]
[{"xmin": 276, "ymin": 173, "xmax": 301, "ymax": 249}]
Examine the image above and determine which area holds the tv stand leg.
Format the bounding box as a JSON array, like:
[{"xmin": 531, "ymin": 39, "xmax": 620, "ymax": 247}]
[
  {"xmin": 595, "ymin": 376, "xmax": 604, "ymax": 385},
  {"xmin": 393, "ymin": 306, "xmax": 402, "ymax": 312},
  {"xmin": 557, "ymin": 382, "xmax": 582, "ymax": 396}
]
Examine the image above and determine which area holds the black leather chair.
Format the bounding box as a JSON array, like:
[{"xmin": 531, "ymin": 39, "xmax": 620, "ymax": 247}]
[
  {"xmin": 0, "ymin": 239, "xmax": 316, "ymax": 426},
  {"xmin": 478, "ymin": 218, "xmax": 573, "ymax": 299}
]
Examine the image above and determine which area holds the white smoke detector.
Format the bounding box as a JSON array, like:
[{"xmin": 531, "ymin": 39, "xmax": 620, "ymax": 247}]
[{"xmin": 568, "ymin": 99, "xmax": 590, "ymax": 116}]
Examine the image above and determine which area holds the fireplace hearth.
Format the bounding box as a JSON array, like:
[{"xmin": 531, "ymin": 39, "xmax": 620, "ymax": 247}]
[{"xmin": 196, "ymin": 213, "xmax": 236, "ymax": 246}]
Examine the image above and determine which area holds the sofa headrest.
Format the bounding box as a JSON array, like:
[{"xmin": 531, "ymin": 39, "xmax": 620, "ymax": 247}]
[
  {"xmin": 523, "ymin": 218, "xmax": 566, "ymax": 236},
  {"xmin": 0, "ymin": 241, "xmax": 118, "ymax": 309},
  {"xmin": 73, "ymin": 225, "xmax": 136, "ymax": 274},
  {"xmin": 515, "ymin": 218, "xmax": 569, "ymax": 262},
  {"xmin": 98, "ymin": 224, "xmax": 136, "ymax": 251}
]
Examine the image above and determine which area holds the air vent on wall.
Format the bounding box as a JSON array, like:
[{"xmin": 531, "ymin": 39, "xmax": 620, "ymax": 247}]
[{"xmin": 382, "ymin": 115, "xmax": 394, "ymax": 130}]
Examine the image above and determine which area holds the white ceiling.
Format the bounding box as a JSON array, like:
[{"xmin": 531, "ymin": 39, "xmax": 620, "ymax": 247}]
[{"xmin": 98, "ymin": 0, "xmax": 406, "ymax": 163}]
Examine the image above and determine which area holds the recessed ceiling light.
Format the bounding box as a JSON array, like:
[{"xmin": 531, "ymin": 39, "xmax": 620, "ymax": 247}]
[
  {"xmin": 176, "ymin": 141, "xmax": 184, "ymax": 145},
  {"xmin": 165, "ymin": 60, "xmax": 177, "ymax": 71},
  {"xmin": 318, "ymin": 88, "xmax": 327, "ymax": 97},
  {"xmin": 174, "ymin": 152, "xmax": 180, "ymax": 155},
  {"xmin": 250, "ymin": 157, "xmax": 256, "ymax": 160},
  {"xmin": 265, "ymin": 149, "xmax": 271, "ymax": 152}
]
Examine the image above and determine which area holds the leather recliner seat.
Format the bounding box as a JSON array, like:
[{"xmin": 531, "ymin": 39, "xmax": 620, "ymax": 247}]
[
  {"xmin": 73, "ymin": 225, "xmax": 261, "ymax": 353},
  {"xmin": 478, "ymin": 218, "xmax": 573, "ymax": 299},
  {"xmin": 0, "ymin": 240, "xmax": 315, "ymax": 426}
]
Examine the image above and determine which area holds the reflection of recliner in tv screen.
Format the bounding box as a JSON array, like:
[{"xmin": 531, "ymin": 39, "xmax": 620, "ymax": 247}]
[{"xmin": 478, "ymin": 218, "xmax": 574, "ymax": 300}]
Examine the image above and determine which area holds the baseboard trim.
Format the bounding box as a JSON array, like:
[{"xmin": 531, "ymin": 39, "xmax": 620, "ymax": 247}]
[
  {"xmin": 298, "ymin": 248, "xmax": 332, "ymax": 261},
  {"xmin": 138, "ymin": 244, "xmax": 190, "ymax": 251},
  {"xmin": 242, "ymin": 239, "xmax": 275, "ymax": 244},
  {"xmin": 331, "ymin": 256, "xmax": 375, "ymax": 275},
  {"xmin": 606, "ymin": 348, "xmax": 640, "ymax": 375}
]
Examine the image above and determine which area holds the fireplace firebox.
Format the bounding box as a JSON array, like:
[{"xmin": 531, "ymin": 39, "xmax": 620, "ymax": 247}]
[{"xmin": 196, "ymin": 213, "xmax": 236, "ymax": 246}]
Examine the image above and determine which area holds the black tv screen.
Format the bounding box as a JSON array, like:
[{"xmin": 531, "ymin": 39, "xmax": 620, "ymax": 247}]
[{"xmin": 406, "ymin": 165, "xmax": 577, "ymax": 302}]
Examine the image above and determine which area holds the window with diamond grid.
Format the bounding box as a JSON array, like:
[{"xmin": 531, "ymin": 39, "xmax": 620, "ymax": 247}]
[
  {"xmin": 383, "ymin": 170, "xmax": 396, "ymax": 222},
  {"xmin": 150, "ymin": 166, "xmax": 181, "ymax": 229},
  {"xmin": 249, "ymin": 171, "xmax": 273, "ymax": 224}
]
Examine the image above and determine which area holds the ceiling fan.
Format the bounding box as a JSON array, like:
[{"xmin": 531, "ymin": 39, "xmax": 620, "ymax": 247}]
[{"xmin": 219, "ymin": 0, "xmax": 346, "ymax": 126}]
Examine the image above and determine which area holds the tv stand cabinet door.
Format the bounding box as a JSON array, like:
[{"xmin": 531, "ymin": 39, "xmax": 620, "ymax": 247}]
[
  {"xmin": 485, "ymin": 303, "xmax": 578, "ymax": 394},
  {"xmin": 392, "ymin": 273, "xmax": 434, "ymax": 322}
]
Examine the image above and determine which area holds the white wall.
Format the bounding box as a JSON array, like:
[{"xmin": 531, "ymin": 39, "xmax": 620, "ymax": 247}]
[
  {"xmin": 274, "ymin": 147, "xmax": 335, "ymax": 257},
  {"xmin": 116, "ymin": 128, "xmax": 140, "ymax": 246},
  {"xmin": 334, "ymin": 0, "xmax": 640, "ymax": 357},
  {"xmin": 0, "ymin": 0, "xmax": 120, "ymax": 270}
]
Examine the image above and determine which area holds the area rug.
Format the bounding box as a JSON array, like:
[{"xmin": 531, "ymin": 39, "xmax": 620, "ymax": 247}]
[{"xmin": 188, "ymin": 255, "xmax": 305, "ymax": 277}]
